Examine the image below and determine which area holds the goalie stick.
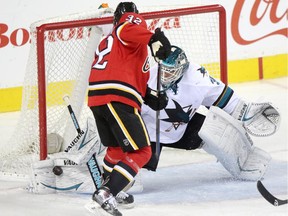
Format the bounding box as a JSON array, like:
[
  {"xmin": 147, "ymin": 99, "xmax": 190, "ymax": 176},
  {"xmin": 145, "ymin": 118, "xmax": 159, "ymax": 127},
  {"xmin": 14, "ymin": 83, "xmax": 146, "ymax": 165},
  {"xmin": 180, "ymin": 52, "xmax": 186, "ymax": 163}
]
[
  {"xmin": 257, "ymin": 180, "xmax": 288, "ymax": 206},
  {"xmin": 63, "ymin": 95, "xmax": 103, "ymax": 190},
  {"xmin": 155, "ymin": 62, "xmax": 161, "ymax": 160}
]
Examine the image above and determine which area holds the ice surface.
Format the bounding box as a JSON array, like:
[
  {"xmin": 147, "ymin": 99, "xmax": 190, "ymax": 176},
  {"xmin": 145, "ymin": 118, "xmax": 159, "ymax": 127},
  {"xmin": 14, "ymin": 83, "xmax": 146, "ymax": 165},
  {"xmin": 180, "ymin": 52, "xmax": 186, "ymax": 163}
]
[{"xmin": 0, "ymin": 77, "xmax": 287, "ymax": 216}]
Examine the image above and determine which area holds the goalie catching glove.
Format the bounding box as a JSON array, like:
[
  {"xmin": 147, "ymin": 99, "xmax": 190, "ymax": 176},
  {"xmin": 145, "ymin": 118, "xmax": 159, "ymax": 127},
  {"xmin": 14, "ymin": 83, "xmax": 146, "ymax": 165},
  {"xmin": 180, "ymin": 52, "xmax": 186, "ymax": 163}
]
[
  {"xmin": 149, "ymin": 28, "xmax": 171, "ymax": 62},
  {"xmin": 232, "ymin": 99, "xmax": 281, "ymax": 137},
  {"xmin": 144, "ymin": 86, "xmax": 168, "ymax": 111}
]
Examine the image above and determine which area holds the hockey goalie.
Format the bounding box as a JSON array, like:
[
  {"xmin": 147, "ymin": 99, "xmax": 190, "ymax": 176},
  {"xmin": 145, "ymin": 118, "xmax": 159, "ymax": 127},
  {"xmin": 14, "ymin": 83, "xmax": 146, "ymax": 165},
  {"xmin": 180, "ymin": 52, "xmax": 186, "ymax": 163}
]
[
  {"xmin": 29, "ymin": 45, "xmax": 281, "ymax": 195},
  {"xmin": 141, "ymin": 45, "xmax": 281, "ymax": 181}
]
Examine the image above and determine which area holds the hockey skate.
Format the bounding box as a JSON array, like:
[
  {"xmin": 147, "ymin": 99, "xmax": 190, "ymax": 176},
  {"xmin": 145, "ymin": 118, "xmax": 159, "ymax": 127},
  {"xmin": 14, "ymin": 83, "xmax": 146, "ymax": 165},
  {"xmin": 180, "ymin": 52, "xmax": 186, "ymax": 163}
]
[
  {"xmin": 91, "ymin": 187, "xmax": 122, "ymax": 216},
  {"xmin": 115, "ymin": 191, "xmax": 134, "ymax": 209}
]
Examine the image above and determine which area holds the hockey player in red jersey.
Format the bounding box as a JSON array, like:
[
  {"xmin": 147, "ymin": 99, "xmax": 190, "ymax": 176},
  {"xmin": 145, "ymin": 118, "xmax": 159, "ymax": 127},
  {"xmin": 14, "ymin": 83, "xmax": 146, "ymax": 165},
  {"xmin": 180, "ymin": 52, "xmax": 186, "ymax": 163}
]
[{"xmin": 87, "ymin": 2, "xmax": 171, "ymax": 215}]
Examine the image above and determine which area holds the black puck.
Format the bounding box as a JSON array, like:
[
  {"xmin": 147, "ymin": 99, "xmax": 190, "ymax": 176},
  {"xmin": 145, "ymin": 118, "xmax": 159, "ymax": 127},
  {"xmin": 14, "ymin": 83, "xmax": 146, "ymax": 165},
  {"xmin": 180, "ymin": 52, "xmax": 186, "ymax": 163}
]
[{"xmin": 52, "ymin": 166, "xmax": 63, "ymax": 176}]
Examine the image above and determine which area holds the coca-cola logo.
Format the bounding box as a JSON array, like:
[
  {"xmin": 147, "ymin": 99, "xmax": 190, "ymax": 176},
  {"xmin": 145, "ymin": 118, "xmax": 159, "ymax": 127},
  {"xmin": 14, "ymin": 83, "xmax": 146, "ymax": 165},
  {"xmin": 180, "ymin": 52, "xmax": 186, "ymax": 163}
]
[{"xmin": 232, "ymin": 0, "xmax": 287, "ymax": 45}]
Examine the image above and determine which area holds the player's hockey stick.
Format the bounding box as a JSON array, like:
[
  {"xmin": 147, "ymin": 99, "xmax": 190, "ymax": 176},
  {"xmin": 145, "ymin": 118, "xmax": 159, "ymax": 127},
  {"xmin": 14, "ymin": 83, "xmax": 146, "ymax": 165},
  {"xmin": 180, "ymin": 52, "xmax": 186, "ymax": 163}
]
[
  {"xmin": 63, "ymin": 95, "xmax": 102, "ymax": 190},
  {"xmin": 257, "ymin": 180, "xmax": 288, "ymax": 206},
  {"xmin": 155, "ymin": 63, "xmax": 161, "ymax": 159}
]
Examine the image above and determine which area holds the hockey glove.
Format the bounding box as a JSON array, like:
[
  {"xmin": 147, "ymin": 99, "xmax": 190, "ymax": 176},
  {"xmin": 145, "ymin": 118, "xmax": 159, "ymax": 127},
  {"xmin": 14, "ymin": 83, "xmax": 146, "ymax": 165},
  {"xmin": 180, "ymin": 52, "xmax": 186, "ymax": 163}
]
[
  {"xmin": 231, "ymin": 100, "xmax": 280, "ymax": 137},
  {"xmin": 149, "ymin": 28, "xmax": 171, "ymax": 62},
  {"xmin": 144, "ymin": 86, "xmax": 168, "ymax": 111}
]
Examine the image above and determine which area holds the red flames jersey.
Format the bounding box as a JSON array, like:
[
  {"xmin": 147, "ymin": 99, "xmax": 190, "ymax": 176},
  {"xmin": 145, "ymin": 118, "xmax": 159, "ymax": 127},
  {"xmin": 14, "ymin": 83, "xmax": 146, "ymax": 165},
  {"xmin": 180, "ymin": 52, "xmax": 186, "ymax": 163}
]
[{"xmin": 88, "ymin": 12, "xmax": 153, "ymax": 110}]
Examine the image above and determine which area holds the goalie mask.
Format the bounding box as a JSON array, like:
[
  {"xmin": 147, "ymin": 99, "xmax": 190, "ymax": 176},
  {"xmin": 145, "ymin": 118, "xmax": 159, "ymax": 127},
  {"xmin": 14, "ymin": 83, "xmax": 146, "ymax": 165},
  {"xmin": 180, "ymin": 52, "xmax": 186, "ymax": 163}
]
[
  {"xmin": 160, "ymin": 46, "xmax": 190, "ymax": 91},
  {"xmin": 113, "ymin": 2, "xmax": 139, "ymax": 26}
]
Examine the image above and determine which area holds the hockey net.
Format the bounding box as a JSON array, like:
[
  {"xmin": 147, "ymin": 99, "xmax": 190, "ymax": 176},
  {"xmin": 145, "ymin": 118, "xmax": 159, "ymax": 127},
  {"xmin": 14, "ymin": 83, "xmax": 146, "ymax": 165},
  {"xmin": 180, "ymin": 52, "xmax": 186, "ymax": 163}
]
[{"xmin": 0, "ymin": 5, "xmax": 227, "ymax": 179}]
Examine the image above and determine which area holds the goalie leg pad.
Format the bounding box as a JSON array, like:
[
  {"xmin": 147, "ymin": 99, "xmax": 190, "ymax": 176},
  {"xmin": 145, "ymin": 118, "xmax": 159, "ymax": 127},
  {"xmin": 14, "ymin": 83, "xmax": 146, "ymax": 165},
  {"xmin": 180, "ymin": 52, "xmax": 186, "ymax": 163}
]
[
  {"xmin": 199, "ymin": 106, "xmax": 271, "ymax": 181},
  {"xmin": 29, "ymin": 159, "xmax": 96, "ymax": 194},
  {"xmin": 29, "ymin": 159, "xmax": 56, "ymax": 194},
  {"xmin": 238, "ymin": 146, "xmax": 271, "ymax": 180}
]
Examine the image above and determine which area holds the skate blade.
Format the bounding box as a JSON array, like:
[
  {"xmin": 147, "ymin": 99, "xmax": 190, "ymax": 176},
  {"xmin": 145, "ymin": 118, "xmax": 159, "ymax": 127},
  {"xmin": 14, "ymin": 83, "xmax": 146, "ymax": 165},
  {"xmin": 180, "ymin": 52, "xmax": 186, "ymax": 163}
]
[
  {"xmin": 118, "ymin": 202, "xmax": 135, "ymax": 209},
  {"xmin": 85, "ymin": 200, "xmax": 111, "ymax": 216}
]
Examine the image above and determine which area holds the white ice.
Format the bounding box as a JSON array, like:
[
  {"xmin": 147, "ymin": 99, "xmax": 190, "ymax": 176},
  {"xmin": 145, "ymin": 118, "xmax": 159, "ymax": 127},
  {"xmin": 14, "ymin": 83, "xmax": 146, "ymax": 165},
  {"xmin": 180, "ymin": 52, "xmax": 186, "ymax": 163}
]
[{"xmin": 0, "ymin": 77, "xmax": 287, "ymax": 216}]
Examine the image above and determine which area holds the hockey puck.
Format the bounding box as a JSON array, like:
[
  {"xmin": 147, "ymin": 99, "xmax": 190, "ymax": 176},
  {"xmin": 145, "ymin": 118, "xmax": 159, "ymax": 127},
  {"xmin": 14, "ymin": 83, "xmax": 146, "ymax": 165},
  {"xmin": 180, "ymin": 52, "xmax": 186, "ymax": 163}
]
[{"xmin": 52, "ymin": 166, "xmax": 63, "ymax": 176}]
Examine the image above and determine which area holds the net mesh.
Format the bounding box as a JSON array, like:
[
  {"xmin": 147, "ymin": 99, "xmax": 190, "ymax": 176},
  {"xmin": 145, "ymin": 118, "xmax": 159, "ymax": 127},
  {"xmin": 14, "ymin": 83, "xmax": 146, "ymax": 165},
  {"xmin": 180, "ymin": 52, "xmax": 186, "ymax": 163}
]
[
  {"xmin": 146, "ymin": 12, "xmax": 221, "ymax": 75},
  {"xmin": 0, "ymin": 10, "xmax": 105, "ymax": 179}
]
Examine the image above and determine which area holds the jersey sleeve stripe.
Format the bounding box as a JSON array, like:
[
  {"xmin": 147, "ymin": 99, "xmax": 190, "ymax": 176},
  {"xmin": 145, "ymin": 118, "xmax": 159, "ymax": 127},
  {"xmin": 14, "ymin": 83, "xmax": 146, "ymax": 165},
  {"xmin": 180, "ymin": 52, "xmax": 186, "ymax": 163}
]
[
  {"xmin": 115, "ymin": 22, "xmax": 129, "ymax": 46},
  {"xmin": 213, "ymin": 85, "xmax": 234, "ymax": 108}
]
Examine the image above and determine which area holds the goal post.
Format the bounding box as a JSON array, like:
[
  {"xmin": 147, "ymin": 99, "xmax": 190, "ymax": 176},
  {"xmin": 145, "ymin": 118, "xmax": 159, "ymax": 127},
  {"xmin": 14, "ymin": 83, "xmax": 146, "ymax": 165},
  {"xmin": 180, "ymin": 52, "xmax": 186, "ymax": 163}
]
[
  {"xmin": 0, "ymin": 4, "xmax": 227, "ymax": 178},
  {"xmin": 36, "ymin": 18, "xmax": 115, "ymax": 160}
]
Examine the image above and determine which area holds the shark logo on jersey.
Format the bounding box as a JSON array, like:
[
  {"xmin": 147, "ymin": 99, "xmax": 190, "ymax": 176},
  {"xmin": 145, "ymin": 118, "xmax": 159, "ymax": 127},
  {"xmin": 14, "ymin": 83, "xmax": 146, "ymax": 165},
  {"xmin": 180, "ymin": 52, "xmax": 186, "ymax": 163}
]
[
  {"xmin": 198, "ymin": 66, "xmax": 220, "ymax": 85},
  {"xmin": 162, "ymin": 99, "xmax": 196, "ymax": 132},
  {"xmin": 198, "ymin": 66, "xmax": 208, "ymax": 77}
]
